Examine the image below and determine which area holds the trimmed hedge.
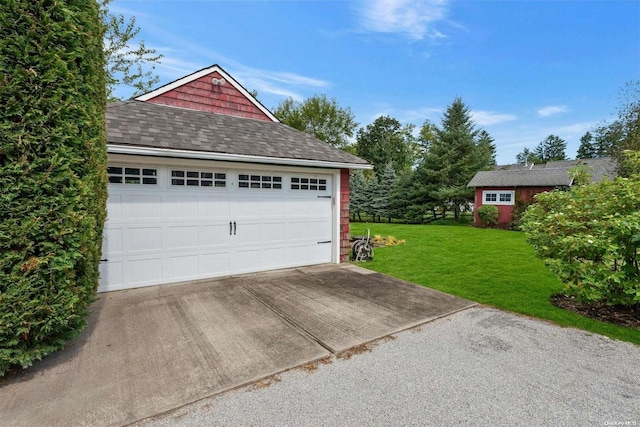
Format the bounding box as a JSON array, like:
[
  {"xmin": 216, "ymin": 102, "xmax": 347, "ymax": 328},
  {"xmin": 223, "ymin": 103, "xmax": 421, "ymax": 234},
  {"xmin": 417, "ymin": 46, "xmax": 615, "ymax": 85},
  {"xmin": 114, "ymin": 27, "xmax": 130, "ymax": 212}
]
[{"xmin": 0, "ymin": 1, "xmax": 107, "ymax": 375}]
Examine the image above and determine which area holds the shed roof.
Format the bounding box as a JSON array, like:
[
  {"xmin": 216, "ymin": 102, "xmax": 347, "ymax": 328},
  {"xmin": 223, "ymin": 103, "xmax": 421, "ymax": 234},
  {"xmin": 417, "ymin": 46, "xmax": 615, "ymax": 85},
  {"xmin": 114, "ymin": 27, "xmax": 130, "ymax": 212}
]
[
  {"xmin": 468, "ymin": 157, "xmax": 617, "ymax": 187},
  {"xmin": 106, "ymin": 101, "xmax": 370, "ymax": 168}
]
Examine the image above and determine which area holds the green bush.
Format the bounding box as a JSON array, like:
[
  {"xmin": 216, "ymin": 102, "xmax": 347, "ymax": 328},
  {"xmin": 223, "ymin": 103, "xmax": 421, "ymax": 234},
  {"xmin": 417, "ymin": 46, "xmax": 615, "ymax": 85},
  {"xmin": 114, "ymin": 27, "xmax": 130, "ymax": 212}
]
[
  {"xmin": 477, "ymin": 205, "xmax": 499, "ymax": 227},
  {"xmin": 521, "ymin": 152, "xmax": 640, "ymax": 306},
  {"xmin": 0, "ymin": 1, "xmax": 107, "ymax": 376}
]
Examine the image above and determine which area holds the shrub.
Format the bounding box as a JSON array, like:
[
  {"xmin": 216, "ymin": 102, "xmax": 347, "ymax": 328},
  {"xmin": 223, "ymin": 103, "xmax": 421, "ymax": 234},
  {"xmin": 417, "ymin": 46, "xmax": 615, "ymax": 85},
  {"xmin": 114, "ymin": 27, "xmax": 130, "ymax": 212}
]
[
  {"xmin": 477, "ymin": 205, "xmax": 499, "ymax": 227},
  {"xmin": 0, "ymin": 1, "xmax": 107, "ymax": 376},
  {"xmin": 521, "ymin": 152, "xmax": 640, "ymax": 306}
]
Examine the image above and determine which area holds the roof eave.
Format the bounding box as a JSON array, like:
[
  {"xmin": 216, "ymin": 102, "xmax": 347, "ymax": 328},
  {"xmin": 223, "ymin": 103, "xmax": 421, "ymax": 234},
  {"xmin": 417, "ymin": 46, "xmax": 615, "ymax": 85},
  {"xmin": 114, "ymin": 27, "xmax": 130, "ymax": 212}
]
[{"xmin": 107, "ymin": 144, "xmax": 373, "ymax": 170}]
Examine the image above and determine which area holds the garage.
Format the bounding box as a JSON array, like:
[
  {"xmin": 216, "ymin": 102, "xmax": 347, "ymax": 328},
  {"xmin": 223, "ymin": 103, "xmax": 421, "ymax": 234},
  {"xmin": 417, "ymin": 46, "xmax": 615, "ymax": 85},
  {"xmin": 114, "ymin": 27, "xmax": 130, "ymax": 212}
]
[
  {"xmin": 100, "ymin": 162, "xmax": 337, "ymax": 292},
  {"xmin": 99, "ymin": 65, "xmax": 370, "ymax": 292}
]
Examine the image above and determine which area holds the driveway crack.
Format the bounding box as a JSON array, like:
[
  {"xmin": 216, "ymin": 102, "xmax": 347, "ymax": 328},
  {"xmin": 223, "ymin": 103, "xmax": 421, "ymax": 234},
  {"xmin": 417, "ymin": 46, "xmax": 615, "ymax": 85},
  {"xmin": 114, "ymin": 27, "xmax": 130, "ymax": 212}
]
[{"xmin": 241, "ymin": 286, "xmax": 337, "ymax": 354}]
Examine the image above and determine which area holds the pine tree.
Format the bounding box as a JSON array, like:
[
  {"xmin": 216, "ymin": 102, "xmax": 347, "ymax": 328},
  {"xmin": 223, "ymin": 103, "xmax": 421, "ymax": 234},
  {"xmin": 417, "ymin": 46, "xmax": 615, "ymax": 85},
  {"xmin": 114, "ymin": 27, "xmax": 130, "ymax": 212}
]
[{"xmin": 576, "ymin": 132, "xmax": 597, "ymax": 159}]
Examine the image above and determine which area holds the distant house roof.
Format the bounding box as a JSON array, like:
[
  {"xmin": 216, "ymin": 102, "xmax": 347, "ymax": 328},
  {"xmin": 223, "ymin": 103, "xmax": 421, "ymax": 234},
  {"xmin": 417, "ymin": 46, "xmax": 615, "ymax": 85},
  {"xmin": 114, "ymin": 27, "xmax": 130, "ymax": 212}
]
[
  {"xmin": 106, "ymin": 101, "xmax": 371, "ymax": 169},
  {"xmin": 468, "ymin": 157, "xmax": 617, "ymax": 188}
]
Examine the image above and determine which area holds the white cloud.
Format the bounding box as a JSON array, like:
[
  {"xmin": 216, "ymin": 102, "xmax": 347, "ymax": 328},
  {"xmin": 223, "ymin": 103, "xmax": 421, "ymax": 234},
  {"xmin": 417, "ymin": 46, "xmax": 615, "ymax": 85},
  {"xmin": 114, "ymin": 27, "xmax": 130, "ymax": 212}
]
[
  {"xmin": 537, "ymin": 105, "xmax": 570, "ymax": 117},
  {"xmin": 471, "ymin": 110, "xmax": 518, "ymax": 126},
  {"xmin": 356, "ymin": 0, "xmax": 451, "ymax": 40}
]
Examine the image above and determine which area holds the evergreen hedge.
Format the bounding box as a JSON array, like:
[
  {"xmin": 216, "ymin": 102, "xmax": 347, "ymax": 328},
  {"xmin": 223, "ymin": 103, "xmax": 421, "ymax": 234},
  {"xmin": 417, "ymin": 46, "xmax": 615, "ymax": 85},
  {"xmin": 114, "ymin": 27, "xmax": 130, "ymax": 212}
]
[{"xmin": 0, "ymin": 0, "xmax": 107, "ymax": 376}]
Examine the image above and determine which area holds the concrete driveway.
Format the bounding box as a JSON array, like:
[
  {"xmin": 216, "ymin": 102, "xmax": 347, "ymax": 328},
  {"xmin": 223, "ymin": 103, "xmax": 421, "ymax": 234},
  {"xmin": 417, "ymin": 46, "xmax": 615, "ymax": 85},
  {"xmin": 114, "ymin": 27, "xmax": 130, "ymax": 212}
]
[{"xmin": 0, "ymin": 264, "xmax": 474, "ymax": 427}]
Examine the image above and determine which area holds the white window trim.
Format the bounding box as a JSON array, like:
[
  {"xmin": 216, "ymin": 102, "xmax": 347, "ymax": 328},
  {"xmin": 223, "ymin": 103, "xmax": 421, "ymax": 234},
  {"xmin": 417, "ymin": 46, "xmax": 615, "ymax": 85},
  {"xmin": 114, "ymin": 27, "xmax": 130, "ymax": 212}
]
[{"xmin": 482, "ymin": 190, "xmax": 515, "ymax": 206}]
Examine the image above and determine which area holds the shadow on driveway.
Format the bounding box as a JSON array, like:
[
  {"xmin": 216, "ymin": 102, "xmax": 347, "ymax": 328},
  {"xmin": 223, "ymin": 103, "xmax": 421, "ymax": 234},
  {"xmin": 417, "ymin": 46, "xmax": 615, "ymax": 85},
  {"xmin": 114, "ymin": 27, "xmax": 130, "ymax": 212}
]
[{"xmin": 0, "ymin": 264, "xmax": 475, "ymax": 427}]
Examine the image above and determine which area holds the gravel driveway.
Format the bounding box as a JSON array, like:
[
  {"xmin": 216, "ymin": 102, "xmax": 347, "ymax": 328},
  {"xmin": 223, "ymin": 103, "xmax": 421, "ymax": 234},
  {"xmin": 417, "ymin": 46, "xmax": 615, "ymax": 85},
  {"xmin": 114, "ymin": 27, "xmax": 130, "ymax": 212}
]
[{"xmin": 134, "ymin": 307, "xmax": 640, "ymax": 427}]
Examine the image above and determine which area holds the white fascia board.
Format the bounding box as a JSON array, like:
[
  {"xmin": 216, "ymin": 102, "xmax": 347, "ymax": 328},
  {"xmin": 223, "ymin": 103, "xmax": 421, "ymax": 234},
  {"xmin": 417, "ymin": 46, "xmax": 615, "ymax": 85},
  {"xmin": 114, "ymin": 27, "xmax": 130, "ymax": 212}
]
[
  {"xmin": 134, "ymin": 65, "xmax": 279, "ymax": 123},
  {"xmin": 107, "ymin": 144, "xmax": 373, "ymax": 170}
]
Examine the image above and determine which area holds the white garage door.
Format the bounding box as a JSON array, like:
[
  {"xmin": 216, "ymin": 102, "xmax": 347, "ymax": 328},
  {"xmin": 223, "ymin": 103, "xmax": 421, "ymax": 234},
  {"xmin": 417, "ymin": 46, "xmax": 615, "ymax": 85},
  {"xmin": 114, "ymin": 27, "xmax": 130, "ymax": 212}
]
[{"xmin": 99, "ymin": 163, "xmax": 334, "ymax": 292}]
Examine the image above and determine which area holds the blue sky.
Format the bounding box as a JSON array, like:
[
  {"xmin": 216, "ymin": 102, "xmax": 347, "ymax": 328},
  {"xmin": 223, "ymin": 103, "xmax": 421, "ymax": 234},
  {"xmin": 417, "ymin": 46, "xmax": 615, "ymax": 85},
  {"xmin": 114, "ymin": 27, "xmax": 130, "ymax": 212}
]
[{"xmin": 111, "ymin": 0, "xmax": 640, "ymax": 164}]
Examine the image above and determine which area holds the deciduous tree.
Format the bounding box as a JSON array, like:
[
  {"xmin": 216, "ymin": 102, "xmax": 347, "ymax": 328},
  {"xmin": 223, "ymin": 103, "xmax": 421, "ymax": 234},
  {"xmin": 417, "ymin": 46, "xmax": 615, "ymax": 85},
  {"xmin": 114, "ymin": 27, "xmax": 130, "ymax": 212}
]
[
  {"xmin": 355, "ymin": 115, "xmax": 416, "ymax": 176},
  {"xmin": 273, "ymin": 95, "xmax": 358, "ymax": 148}
]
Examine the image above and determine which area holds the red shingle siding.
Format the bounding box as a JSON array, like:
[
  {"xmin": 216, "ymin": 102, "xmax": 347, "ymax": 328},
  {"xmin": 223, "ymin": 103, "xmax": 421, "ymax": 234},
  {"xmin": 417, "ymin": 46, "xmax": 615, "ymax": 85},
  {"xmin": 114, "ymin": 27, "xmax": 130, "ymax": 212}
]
[
  {"xmin": 145, "ymin": 71, "xmax": 272, "ymax": 121},
  {"xmin": 340, "ymin": 169, "xmax": 350, "ymax": 263}
]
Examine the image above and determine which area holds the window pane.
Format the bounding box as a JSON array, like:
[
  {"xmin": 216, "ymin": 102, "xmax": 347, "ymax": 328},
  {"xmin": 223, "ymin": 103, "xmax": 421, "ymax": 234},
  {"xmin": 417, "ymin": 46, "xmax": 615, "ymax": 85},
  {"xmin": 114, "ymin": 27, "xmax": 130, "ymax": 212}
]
[
  {"xmin": 107, "ymin": 166, "xmax": 122, "ymax": 175},
  {"xmin": 215, "ymin": 173, "xmax": 226, "ymax": 180},
  {"xmin": 251, "ymin": 175, "xmax": 260, "ymax": 181},
  {"xmin": 108, "ymin": 176, "xmax": 123, "ymax": 184},
  {"xmin": 310, "ymin": 179, "xmax": 318, "ymax": 184},
  {"xmin": 291, "ymin": 184, "xmax": 299, "ymax": 190},
  {"xmin": 310, "ymin": 185, "xmax": 318, "ymax": 190},
  {"xmin": 273, "ymin": 176, "xmax": 282, "ymax": 182},
  {"xmin": 291, "ymin": 177, "xmax": 299, "ymax": 183},
  {"xmin": 187, "ymin": 171, "xmax": 198, "ymax": 178},
  {"xmin": 172, "ymin": 179, "xmax": 185, "ymax": 186},
  {"xmin": 319, "ymin": 185, "xmax": 326, "ymax": 191},
  {"xmin": 239, "ymin": 174, "xmax": 248, "ymax": 181},
  {"xmin": 319, "ymin": 179, "xmax": 327, "ymax": 185},
  {"xmin": 301, "ymin": 185, "xmax": 309, "ymax": 190},
  {"xmin": 172, "ymin": 170, "xmax": 184, "ymax": 177},
  {"xmin": 262, "ymin": 183, "xmax": 272, "ymax": 189},
  {"xmin": 142, "ymin": 177, "xmax": 157, "ymax": 185},
  {"xmin": 250, "ymin": 183, "xmax": 260, "ymax": 188},
  {"xmin": 125, "ymin": 177, "xmax": 140, "ymax": 184},
  {"xmin": 201, "ymin": 172, "xmax": 213, "ymax": 179},
  {"xmin": 262, "ymin": 176, "xmax": 271, "ymax": 182},
  {"xmin": 201, "ymin": 180, "xmax": 213, "ymax": 187},
  {"xmin": 125, "ymin": 168, "xmax": 140, "ymax": 175},
  {"xmin": 239, "ymin": 182, "xmax": 249, "ymax": 188},
  {"xmin": 187, "ymin": 179, "xmax": 198, "ymax": 186},
  {"xmin": 142, "ymin": 169, "xmax": 157, "ymax": 176},
  {"xmin": 214, "ymin": 181, "xmax": 226, "ymax": 187},
  {"xmin": 301, "ymin": 178, "xmax": 309, "ymax": 184},
  {"xmin": 273, "ymin": 184, "xmax": 282, "ymax": 189}
]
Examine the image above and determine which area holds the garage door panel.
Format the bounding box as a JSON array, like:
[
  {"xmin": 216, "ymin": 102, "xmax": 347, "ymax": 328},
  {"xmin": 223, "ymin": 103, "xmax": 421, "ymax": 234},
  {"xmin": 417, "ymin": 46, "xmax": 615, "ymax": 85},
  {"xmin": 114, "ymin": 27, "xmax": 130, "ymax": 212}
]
[
  {"xmin": 100, "ymin": 261, "xmax": 123, "ymax": 289},
  {"xmin": 127, "ymin": 226, "xmax": 163, "ymax": 252},
  {"xmin": 287, "ymin": 221, "xmax": 310, "ymax": 242},
  {"xmin": 103, "ymin": 228, "xmax": 123, "ymax": 254},
  {"xmin": 165, "ymin": 196, "xmax": 199, "ymax": 218},
  {"xmin": 261, "ymin": 199, "xmax": 286, "ymax": 217},
  {"xmin": 166, "ymin": 225, "xmax": 199, "ymax": 249},
  {"xmin": 309, "ymin": 220, "xmax": 332, "ymax": 240},
  {"xmin": 286, "ymin": 200, "xmax": 309, "ymax": 216},
  {"xmin": 231, "ymin": 198, "xmax": 260, "ymax": 218},
  {"xmin": 166, "ymin": 255, "xmax": 199, "ymax": 280},
  {"xmin": 122, "ymin": 195, "xmax": 162, "ymax": 219},
  {"xmin": 200, "ymin": 224, "xmax": 232, "ymax": 247},
  {"xmin": 200, "ymin": 252, "xmax": 230, "ymax": 276},
  {"xmin": 124, "ymin": 258, "xmax": 163, "ymax": 284},
  {"xmin": 260, "ymin": 222, "xmax": 286, "ymax": 243},
  {"xmin": 286, "ymin": 245, "xmax": 309, "ymax": 265},
  {"xmin": 230, "ymin": 248, "xmax": 261, "ymax": 273},
  {"xmin": 234, "ymin": 222, "xmax": 261, "ymax": 245},
  {"xmin": 199, "ymin": 197, "xmax": 230, "ymax": 219},
  {"xmin": 261, "ymin": 247, "xmax": 287, "ymax": 269},
  {"xmin": 309, "ymin": 243, "xmax": 332, "ymax": 263},
  {"xmin": 107, "ymin": 195, "xmax": 122, "ymax": 220}
]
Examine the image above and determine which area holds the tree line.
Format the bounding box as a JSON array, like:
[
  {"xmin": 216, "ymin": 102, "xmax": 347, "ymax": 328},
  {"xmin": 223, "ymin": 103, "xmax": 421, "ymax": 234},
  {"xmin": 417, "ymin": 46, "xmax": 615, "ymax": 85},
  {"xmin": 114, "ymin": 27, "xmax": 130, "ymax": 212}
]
[{"xmin": 274, "ymin": 96, "xmax": 497, "ymax": 223}]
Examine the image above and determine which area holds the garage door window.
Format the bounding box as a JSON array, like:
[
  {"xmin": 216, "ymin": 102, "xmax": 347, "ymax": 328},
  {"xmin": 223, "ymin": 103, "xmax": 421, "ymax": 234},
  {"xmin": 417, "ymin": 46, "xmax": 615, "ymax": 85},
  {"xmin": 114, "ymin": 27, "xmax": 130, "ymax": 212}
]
[
  {"xmin": 291, "ymin": 177, "xmax": 327, "ymax": 191},
  {"xmin": 107, "ymin": 166, "xmax": 157, "ymax": 185},
  {"xmin": 238, "ymin": 174, "xmax": 282, "ymax": 189},
  {"xmin": 171, "ymin": 170, "xmax": 226, "ymax": 187}
]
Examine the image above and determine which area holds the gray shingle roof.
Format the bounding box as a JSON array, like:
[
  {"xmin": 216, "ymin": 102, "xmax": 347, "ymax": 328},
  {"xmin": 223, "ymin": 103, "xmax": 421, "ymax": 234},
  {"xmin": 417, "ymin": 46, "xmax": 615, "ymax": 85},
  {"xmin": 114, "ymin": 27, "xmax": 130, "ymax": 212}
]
[
  {"xmin": 468, "ymin": 157, "xmax": 617, "ymax": 187},
  {"xmin": 106, "ymin": 101, "xmax": 369, "ymax": 167}
]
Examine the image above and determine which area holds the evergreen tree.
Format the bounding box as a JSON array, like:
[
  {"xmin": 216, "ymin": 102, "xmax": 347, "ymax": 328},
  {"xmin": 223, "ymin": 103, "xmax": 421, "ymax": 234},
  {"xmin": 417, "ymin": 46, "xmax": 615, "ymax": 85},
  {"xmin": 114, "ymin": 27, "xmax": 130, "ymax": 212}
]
[
  {"xmin": 533, "ymin": 135, "xmax": 568, "ymax": 162},
  {"xmin": 372, "ymin": 164, "xmax": 397, "ymax": 222},
  {"xmin": 576, "ymin": 131, "xmax": 597, "ymax": 159},
  {"xmin": 349, "ymin": 170, "xmax": 367, "ymax": 221},
  {"xmin": 420, "ymin": 98, "xmax": 479, "ymax": 219},
  {"xmin": 475, "ymin": 130, "xmax": 497, "ymax": 169}
]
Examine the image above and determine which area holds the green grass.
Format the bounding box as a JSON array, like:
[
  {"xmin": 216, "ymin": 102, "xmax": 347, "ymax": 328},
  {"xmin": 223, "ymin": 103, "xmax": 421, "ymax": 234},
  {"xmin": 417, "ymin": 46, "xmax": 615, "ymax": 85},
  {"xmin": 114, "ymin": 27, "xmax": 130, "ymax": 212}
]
[{"xmin": 351, "ymin": 222, "xmax": 640, "ymax": 345}]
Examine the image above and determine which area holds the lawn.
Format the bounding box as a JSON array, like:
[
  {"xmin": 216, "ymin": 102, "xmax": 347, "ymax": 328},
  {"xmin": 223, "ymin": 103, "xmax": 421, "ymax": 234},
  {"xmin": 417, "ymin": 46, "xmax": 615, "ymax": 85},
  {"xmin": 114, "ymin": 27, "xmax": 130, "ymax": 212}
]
[{"xmin": 350, "ymin": 222, "xmax": 640, "ymax": 345}]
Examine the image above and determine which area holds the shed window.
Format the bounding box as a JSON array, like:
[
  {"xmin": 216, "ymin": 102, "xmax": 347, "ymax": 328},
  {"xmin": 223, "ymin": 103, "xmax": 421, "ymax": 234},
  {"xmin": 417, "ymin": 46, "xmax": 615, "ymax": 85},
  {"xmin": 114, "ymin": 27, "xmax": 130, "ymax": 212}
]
[{"xmin": 482, "ymin": 190, "xmax": 515, "ymax": 206}]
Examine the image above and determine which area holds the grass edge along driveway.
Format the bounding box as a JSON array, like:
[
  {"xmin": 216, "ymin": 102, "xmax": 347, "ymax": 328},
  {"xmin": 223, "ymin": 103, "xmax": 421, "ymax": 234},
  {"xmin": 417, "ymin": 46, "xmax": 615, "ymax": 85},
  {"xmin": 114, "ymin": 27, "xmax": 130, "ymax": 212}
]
[{"xmin": 350, "ymin": 223, "xmax": 640, "ymax": 345}]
